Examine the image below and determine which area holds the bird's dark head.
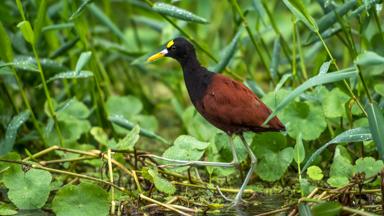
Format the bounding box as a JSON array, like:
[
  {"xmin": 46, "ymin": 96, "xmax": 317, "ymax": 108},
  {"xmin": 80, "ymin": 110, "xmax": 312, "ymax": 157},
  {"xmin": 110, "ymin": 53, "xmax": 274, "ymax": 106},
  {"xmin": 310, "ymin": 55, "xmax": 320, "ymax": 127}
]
[{"xmin": 147, "ymin": 37, "xmax": 196, "ymax": 64}]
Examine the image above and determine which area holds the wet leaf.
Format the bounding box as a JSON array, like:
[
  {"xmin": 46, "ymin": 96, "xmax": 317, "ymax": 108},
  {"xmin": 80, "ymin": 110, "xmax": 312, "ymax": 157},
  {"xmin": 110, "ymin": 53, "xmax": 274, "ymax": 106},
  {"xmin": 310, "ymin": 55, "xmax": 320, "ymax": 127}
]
[
  {"xmin": 4, "ymin": 169, "xmax": 52, "ymax": 209},
  {"xmin": 283, "ymin": 0, "xmax": 318, "ymax": 32},
  {"xmin": 0, "ymin": 111, "xmax": 30, "ymax": 156},
  {"xmin": 256, "ymin": 147, "xmax": 294, "ymax": 182},
  {"xmin": 75, "ymin": 51, "xmax": 92, "ymax": 75},
  {"xmin": 46, "ymin": 71, "xmax": 94, "ymax": 84},
  {"xmin": 303, "ymin": 127, "xmax": 372, "ymax": 172},
  {"xmin": 152, "ymin": 2, "xmax": 208, "ymax": 24},
  {"xmin": 52, "ymin": 182, "xmax": 109, "ymax": 216},
  {"xmin": 318, "ymin": 60, "xmax": 332, "ymax": 75},
  {"xmin": 263, "ymin": 68, "xmax": 357, "ymax": 125}
]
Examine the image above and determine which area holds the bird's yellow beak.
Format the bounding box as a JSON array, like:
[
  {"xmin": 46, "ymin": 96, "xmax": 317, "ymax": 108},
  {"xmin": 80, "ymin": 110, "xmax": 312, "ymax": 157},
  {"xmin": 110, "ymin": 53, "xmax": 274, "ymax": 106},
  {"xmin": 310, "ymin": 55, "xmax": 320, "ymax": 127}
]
[{"xmin": 147, "ymin": 49, "xmax": 168, "ymax": 62}]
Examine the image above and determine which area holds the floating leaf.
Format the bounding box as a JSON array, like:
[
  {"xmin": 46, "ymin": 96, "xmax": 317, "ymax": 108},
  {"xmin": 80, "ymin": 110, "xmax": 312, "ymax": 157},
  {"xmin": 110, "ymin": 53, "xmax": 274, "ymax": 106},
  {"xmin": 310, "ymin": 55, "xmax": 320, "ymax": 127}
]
[
  {"xmin": 256, "ymin": 147, "xmax": 294, "ymax": 182},
  {"xmin": 152, "ymin": 2, "xmax": 208, "ymax": 24},
  {"xmin": 4, "ymin": 169, "xmax": 52, "ymax": 209},
  {"xmin": 312, "ymin": 201, "xmax": 342, "ymax": 216},
  {"xmin": 303, "ymin": 127, "xmax": 372, "ymax": 172},
  {"xmin": 307, "ymin": 166, "xmax": 323, "ymax": 181},
  {"xmin": 17, "ymin": 21, "xmax": 35, "ymax": 45},
  {"xmin": 0, "ymin": 111, "xmax": 30, "ymax": 156},
  {"xmin": 75, "ymin": 51, "xmax": 92, "ymax": 75},
  {"xmin": 263, "ymin": 68, "xmax": 357, "ymax": 125},
  {"xmin": 46, "ymin": 71, "xmax": 94, "ymax": 84},
  {"xmin": 294, "ymin": 133, "xmax": 305, "ymax": 164},
  {"xmin": 52, "ymin": 182, "xmax": 109, "ymax": 216},
  {"xmin": 211, "ymin": 29, "xmax": 242, "ymax": 72},
  {"xmin": 366, "ymin": 103, "xmax": 384, "ymax": 160}
]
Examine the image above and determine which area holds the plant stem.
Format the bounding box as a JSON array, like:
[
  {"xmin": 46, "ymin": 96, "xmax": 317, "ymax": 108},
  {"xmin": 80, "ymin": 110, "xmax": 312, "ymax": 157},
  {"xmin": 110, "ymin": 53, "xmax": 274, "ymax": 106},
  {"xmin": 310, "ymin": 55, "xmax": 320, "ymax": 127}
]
[
  {"xmin": 356, "ymin": 65, "xmax": 373, "ymax": 103},
  {"xmin": 230, "ymin": 0, "xmax": 271, "ymax": 75},
  {"xmin": 107, "ymin": 149, "xmax": 116, "ymax": 215},
  {"xmin": 139, "ymin": 194, "xmax": 191, "ymax": 216},
  {"xmin": 342, "ymin": 206, "xmax": 379, "ymax": 216}
]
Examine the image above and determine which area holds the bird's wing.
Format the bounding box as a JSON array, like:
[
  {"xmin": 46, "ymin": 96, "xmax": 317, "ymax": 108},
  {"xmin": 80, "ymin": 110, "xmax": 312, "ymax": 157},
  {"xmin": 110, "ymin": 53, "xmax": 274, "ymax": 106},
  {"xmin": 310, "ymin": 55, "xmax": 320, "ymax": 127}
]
[{"xmin": 200, "ymin": 74, "xmax": 283, "ymax": 130}]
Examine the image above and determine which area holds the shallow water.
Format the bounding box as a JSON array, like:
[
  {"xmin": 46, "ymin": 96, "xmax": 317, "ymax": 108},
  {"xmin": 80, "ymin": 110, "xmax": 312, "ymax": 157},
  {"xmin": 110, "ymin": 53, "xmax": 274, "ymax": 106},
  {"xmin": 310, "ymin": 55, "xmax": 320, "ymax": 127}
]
[{"xmin": 217, "ymin": 194, "xmax": 287, "ymax": 216}]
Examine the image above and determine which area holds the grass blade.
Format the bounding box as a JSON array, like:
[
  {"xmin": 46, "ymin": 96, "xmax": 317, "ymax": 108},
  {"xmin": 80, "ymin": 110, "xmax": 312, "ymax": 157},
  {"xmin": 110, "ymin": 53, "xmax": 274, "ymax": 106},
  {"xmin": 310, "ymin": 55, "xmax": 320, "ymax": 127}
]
[
  {"xmin": 69, "ymin": 0, "xmax": 93, "ymax": 21},
  {"xmin": 263, "ymin": 68, "xmax": 357, "ymax": 125},
  {"xmin": 75, "ymin": 51, "xmax": 92, "ymax": 75},
  {"xmin": 366, "ymin": 103, "xmax": 384, "ymax": 160},
  {"xmin": 0, "ymin": 22, "xmax": 14, "ymax": 62},
  {"xmin": 210, "ymin": 29, "xmax": 242, "ymax": 73},
  {"xmin": 33, "ymin": 0, "xmax": 47, "ymax": 44},
  {"xmin": 302, "ymin": 127, "xmax": 372, "ymax": 172},
  {"xmin": 283, "ymin": 0, "xmax": 318, "ymax": 32},
  {"xmin": 152, "ymin": 2, "xmax": 208, "ymax": 24},
  {"xmin": 42, "ymin": 23, "xmax": 74, "ymax": 33},
  {"xmin": 109, "ymin": 115, "xmax": 169, "ymax": 144},
  {"xmin": 17, "ymin": 21, "xmax": 35, "ymax": 45},
  {"xmin": 0, "ymin": 111, "xmax": 30, "ymax": 155},
  {"xmin": 45, "ymin": 71, "xmax": 94, "ymax": 84},
  {"xmin": 270, "ymin": 37, "xmax": 281, "ymax": 81}
]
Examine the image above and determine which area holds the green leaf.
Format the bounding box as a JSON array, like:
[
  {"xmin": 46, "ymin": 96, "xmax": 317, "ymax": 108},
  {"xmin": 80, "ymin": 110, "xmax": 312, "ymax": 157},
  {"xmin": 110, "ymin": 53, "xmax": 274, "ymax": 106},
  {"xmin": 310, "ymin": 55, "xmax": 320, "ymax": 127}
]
[
  {"xmin": 211, "ymin": 29, "xmax": 242, "ymax": 72},
  {"xmin": 303, "ymin": 127, "xmax": 372, "ymax": 172},
  {"xmin": 318, "ymin": 60, "xmax": 332, "ymax": 75},
  {"xmin": 143, "ymin": 168, "xmax": 176, "ymax": 195},
  {"xmin": 353, "ymin": 157, "xmax": 384, "ymax": 178},
  {"xmin": 75, "ymin": 51, "xmax": 92, "ymax": 75},
  {"xmin": 307, "ymin": 166, "xmax": 323, "ymax": 181},
  {"xmin": 327, "ymin": 176, "xmax": 350, "ymax": 188},
  {"xmin": 374, "ymin": 83, "xmax": 384, "ymax": 96},
  {"xmin": 294, "ymin": 133, "xmax": 305, "ymax": 164},
  {"xmin": 33, "ymin": 0, "xmax": 47, "ymax": 44},
  {"xmin": 108, "ymin": 115, "xmax": 168, "ymax": 144},
  {"xmin": 283, "ymin": 0, "xmax": 318, "ymax": 32},
  {"xmin": 312, "ymin": 201, "xmax": 342, "ymax": 216},
  {"xmin": 256, "ymin": 147, "xmax": 294, "ymax": 182},
  {"xmin": 106, "ymin": 95, "xmax": 142, "ymax": 119},
  {"xmin": 88, "ymin": 4, "xmax": 129, "ymax": 45},
  {"xmin": 56, "ymin": 98, "xmax": 90, "ymax": 120},
  {"xmin": 316, "ymin": 0, "xmax": 357, "ymax": 33},
  {"xmin": 282, "ymin": 101, "xmax": 327, "ymax": 141},
  {"xmin": 263, "ymin": 68, "xmax": 357, "ymax": 125},
  {"xmin": 327, "ymin": 152, "xmax": 353, "ymax": 188},
  {"xmin": 4, "ymin": 169, "xmax": 52, "ymax": 209},
  {"xmin": 17, "ymin": 21, "xmax": 35, "ymax": 45},
  {"xmin": 0, "ymin": 21, "xmax": 14, "ymax": 62},
  {"xmin": 46, "ymin": 71, "xmax": 94, "ymax": 84},
  {"xmin": 251, "ymin": 132, "xmax": 287, "ymax": 159},
  {"xmin": 355, "ymin": 51, "xmax": 384, "ymax": 66},
  {"xmin": 0, "ymin": 202, "xmax": 17, "ymax": 215},
  {"xmin": 181, "ymin": 106, "xmax": 218, "ymax": 141},
  {"xmin": 298, "ymin": 203, "xmax": 312, "ymax": 216},
  {"xmin": 0, "ymin": 111, "xmax": 30, "ymax": 156},
  {"xmin": 216, "ymin": 133, "xmax": 248, "ymax": 163},
  {"xmin": 366, "ymin": 102, "xmax": 384, "ymax": 160},
  {"xmin": 69, "ymin": 0, "xmax": 93, "ymax": 21},
  {"xmin": 152, "ymin": 2, "xmax": 208, "ymax": 24},
  {"xmin": 109, "ymin": 125, "xmax": 140, "ymax": 150},
  {"xmin": 90, "ymin": 127, "xmax": 108, "ymax": 145},
  {"xmin": 322, "ymin": 87, "xmax": 350, "ymax": 118},
  {"xmin": 52, "ymin": 182, "xmax": 109, "ymax": 216}
]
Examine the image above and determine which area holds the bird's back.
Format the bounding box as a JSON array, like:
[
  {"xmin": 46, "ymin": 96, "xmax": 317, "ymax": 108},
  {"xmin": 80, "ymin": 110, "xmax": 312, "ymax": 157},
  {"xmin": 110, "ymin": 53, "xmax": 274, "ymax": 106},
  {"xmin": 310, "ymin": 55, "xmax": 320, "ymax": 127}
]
[{"xmin": 194, "ymin": 73, "xmax": 285, "ymax": 135}]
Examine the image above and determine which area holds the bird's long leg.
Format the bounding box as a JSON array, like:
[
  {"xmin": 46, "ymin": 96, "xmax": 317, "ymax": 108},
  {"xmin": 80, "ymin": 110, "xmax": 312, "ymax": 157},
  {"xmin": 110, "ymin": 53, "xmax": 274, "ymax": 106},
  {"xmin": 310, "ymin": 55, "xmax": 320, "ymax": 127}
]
[
  {"xmin": 233, "ymin": 134, "xmax": 257, "ymax": 206},
  {"xmin": 228, "ymin": 135, "xmax": 239, "ymax": 165},
  {"xmin": 148, "ymin": 154, "xmax": 235, "ymax": 167}
]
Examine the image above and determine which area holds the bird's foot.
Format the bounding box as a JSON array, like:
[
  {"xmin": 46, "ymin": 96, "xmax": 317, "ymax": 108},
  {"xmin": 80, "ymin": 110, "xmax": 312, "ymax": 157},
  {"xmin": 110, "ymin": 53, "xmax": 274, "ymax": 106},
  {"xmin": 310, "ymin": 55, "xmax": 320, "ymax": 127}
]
[{"xmin": 216, "ymin": 186, "xmax": 247, "ymax": 207}]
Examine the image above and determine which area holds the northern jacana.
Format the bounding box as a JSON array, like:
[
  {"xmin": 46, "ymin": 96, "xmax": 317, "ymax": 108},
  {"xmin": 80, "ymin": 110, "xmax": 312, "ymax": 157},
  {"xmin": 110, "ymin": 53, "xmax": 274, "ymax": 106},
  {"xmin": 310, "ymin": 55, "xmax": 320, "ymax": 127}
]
[{"xmin": 147, "ymin": 37, "xmax": 285, "ymax": 206}]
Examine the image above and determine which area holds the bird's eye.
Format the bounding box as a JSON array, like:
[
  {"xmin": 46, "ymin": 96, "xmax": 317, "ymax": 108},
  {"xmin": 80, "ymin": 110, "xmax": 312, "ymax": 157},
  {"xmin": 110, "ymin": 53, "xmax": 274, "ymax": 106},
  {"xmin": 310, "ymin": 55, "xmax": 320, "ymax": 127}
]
[{"xmin": 171, "ymin": 45, "xmax": 176, "ymax": 51}]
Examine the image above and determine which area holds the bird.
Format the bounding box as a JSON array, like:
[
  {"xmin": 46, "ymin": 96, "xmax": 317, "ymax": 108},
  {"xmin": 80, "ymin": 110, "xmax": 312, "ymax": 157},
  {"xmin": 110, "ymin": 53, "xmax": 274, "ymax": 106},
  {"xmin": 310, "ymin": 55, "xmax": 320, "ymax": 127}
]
[{"xmin": 147, "ymin": 37, "xmax": 285, "ymax": 206}]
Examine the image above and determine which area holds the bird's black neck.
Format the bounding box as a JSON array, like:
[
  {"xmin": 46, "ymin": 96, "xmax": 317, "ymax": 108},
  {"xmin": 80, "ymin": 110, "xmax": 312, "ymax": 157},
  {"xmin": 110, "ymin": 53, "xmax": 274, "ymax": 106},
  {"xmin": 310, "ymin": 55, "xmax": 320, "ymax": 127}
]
[{"xmin": 178, "ymin": 55, "xmax": 214, "ymax": 103}]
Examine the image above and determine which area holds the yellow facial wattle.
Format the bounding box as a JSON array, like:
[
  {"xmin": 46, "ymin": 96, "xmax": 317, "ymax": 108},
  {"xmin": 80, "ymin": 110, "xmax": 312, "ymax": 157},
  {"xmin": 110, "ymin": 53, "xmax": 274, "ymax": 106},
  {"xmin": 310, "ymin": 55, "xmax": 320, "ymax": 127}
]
[{"xmin": 166, "ymin": 40, "xmax": 174, "ymax": 48}]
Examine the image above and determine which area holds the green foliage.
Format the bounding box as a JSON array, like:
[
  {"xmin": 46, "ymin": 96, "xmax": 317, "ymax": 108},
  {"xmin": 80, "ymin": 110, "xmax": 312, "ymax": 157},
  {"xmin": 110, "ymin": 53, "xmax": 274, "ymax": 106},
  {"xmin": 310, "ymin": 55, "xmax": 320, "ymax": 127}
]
[
  {"xmin": 322, "ymin": 88, "xmax": 350, "ymax": 118},
  {"xmin": 0, "ymin": 111, "xmax": 30, "ymax": 155},
  {"xmin": 109, "ymin": 125, "xmax": 140, "ymax": 150},
  {"xmin": 142, "ymin": 167, "xmax": 176, "ymax": 195},
  {"xmin": 152, "ymin": 2, "xmax": 208, "ymax": 24},
  {"xmin": 311, "ymin": 201, "xmax": 342, "ymax": 216},
  {"xmin": 52, "ymin": 182, "xmax": 109, "ymax": 216},
  {"xmin": 307, "ymin": 166, "xmax": 323, "ymax": 181},
  {"xmin": 366, "ymin": 103, "xmax": 384, "ymax": 160},
  {"xmin": 293, "ymin": 133, "xmax": 305, "ymax": 164},
  {"xmin": 0, "ymin": 202, "xmax": 17, "ymax": 215},
  {"xmin": 353, "ymin": 157, "xmax": 384, "ymax": 178},
  {"xmin": 17, "ymin": 21, "xmax": 34, "ymax": 45},
  {"xmin": 4, "ymin": 169, "xmax": 52, "ymax": 209},
  {"xmin": 256, "ymin": 147, "xmax": 294, "ymax": 182}
]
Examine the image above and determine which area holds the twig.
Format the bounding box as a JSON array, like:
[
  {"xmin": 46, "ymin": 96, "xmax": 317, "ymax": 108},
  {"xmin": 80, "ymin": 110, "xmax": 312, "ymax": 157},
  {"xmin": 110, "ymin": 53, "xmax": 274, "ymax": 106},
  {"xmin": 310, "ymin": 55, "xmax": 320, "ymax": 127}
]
[
  {"xmin": 342, "ymin": 206, "xmax": 379, "ymax": 216},
  {"xmin": 255, "ymin": 207, "xmax": 290, "ymax": 216},
  {"xmin": 139, "ymin": 194, "xmax": 191, "ymax": 216},
  {"xmin": 107, "ymin": 149, "xmax": 116, "ymax": 215},
  {"xmin": 172, "ymin": 181, "xmax": 254, "ymax": 194},
  {"xmin": 0, "ymin": 159, "xmax": 125, "ymax": 191},
  {"xmin": 39, "ymin": 156, "xmax": 96, "ymax": 165}
]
